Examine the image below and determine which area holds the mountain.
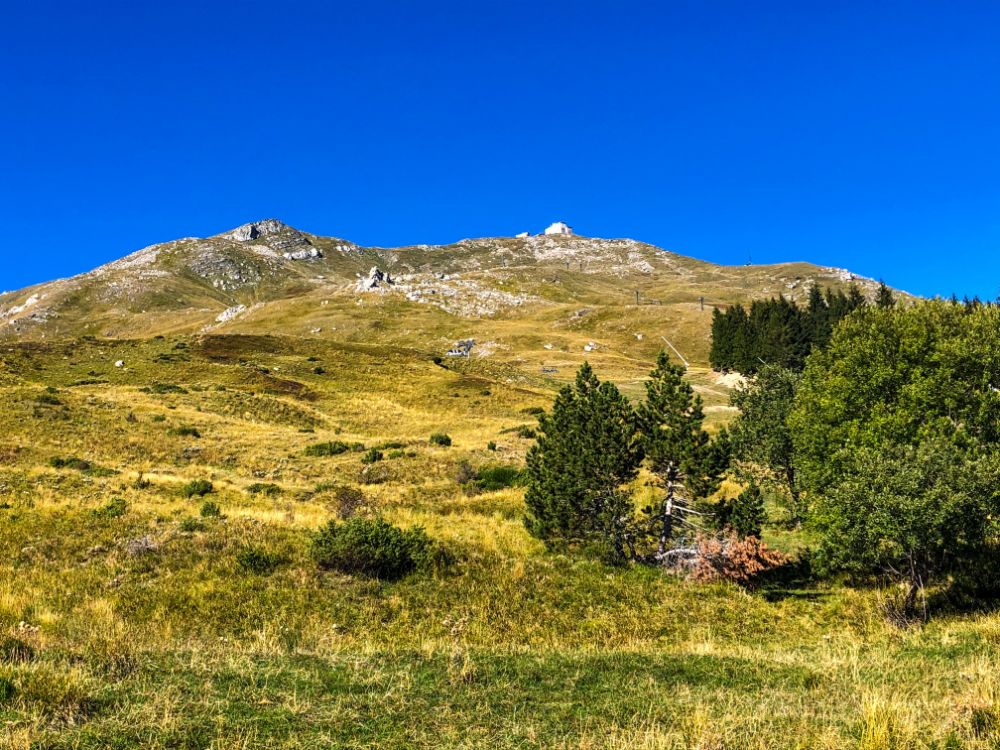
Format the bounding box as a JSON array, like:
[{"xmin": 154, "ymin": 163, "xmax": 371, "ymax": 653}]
[{"xmin": 0, "ymin": 218, "xmax": 888, "ymax": 370}]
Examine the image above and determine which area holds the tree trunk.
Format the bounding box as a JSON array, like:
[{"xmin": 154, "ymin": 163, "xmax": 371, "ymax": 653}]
[{"xmin": 657, "ymin": 464, "xmax": 676, "ymax": 557}]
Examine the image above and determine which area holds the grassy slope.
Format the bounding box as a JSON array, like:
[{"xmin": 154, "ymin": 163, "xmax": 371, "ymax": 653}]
[{"xmin": 0, "ymin": 334, "xmax": 998, "ymax": 749}]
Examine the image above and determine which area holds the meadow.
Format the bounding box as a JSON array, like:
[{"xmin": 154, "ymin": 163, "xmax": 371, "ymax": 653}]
[{"xmin": 1, "ymin": 333, "xmax": 998, "ymax": 749}]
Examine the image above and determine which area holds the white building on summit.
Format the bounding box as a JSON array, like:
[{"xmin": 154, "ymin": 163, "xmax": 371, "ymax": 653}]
[{"xmin": 543, "ymin": 221, "xmax": 573, "ymax": 236}]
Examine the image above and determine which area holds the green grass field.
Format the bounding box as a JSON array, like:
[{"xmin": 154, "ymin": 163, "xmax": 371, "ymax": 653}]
[{"xmin": 0, "ymin": 332, "xmax": 998, "ymax": 749}]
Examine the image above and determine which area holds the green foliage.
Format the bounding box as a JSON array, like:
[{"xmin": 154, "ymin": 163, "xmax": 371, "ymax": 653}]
[
  {"xmin": 141, "ymin": 383, "xmax": 188, "ymax": 395},
  {"xmin": 637, "ymin": 352, "xmax": 730, "ymax": 556},
  {"xmin": 876, "ymin": 280, "xmax": 896, "ymax": 308},
  {"xmin": 311, "ymin": 518, "xmax": 441, "ymax": 580},
  {"xmin": 304, "ymin": 440, "xmax": 351, "ymax": 457},
  {"xmin": 487, "ymin": 441, "xmax": 497, "ymax": 451},
  {"xmin": 710, "ymin": 285, "xmax": 867, "ymax": 373},
  {"xmin": 199, "ymin": 500, "xmax": 222, "ymax": 517},
  {"xmin": 49, "ymin": 456, "xmax": 117, "ymax": 477},
  {"xmin": 729, "ymin": 364, "xmax": 803, "ymax": 521},
  {"xmin": 790, "ymin": 302, "xmax": 1000, "ymax": 601},
  {"xmin": 178, "ymin": 517, "xmax": 205, "ymax": 532},
  {"xmin": 184, "ymin": 479, "xmax": 214, "ymax": 498},
  {"xmin": 525, "ymin": 362, "xmax": 643, "ymax": 555},
  {"xmin": 171, "ymin": 425, "xmax": 201, "ymax": 438},
  {"xmin": 236, "ymin": 546, "xmax": 287, "ymax": 576},
  {"xmin": 713, "ymin": 484, "xmax": 766, "ymax": 538},
  {"xmin": 92, "ymin": 497, "xmax": 128, "ymax": 519},
  {"xmin": 475, "ymin": 465, "xmax": 525, "ymax": 492},
  {"xmin": 246, "ymin": 483, "xmax": 281, "ymax": 497},
  {"xmin": 429, "ymin": 432, "xmax": 452, "ymax": 447},
  {"xmin": 360, "ymin": 448, "xmax": 384, "ymax": 464},
  {"xmin": 49, "ymin": 456, "xmax": 91, "ymax": 471}
]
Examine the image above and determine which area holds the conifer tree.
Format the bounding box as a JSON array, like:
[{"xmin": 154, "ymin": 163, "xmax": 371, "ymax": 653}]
[
  {"xmin": 637, "ymin": 352, "xmax": 730, "ymax": 559},
  {"xmin": 524, "ymin": 363, "xmax": 643, "ymax": 558},
  {"xmin": 876, "ymin": 280, "xmax": 896, "ymax": 308}
]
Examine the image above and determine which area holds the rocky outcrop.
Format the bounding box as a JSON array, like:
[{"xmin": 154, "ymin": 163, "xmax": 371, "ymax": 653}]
[
  {"xmin": 358, "ymin": 267, "xmax": 393, "ymax": 291},
  {"xmin": 226, "ymin": 219, "xmax": 292, "ymax": 242}
]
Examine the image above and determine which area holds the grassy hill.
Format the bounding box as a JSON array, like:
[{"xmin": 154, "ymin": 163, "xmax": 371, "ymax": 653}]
[{"xmin": 5, "ymin": 222, "xmax": 995, "ymax": 750}]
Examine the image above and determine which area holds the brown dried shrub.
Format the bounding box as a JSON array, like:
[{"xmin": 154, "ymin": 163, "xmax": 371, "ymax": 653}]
[{"xmin": 689, "ymin": 533, "xmax": 790, "ymax": 588}]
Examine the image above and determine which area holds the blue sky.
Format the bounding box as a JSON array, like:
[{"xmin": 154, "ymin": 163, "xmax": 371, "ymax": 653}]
[{"xmin": 2, "ymin": 1, "xmax": 998, "ymax": 298}]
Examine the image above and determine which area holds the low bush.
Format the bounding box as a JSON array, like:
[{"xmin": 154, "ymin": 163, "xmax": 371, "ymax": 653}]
[
  {"xmin": 179, "ymin": 517, "xmax": 205, "ymax": 532},
  {"xmin": 49, "ymin": 457, "xmax": 117, "ymax": 477},
  {"xmin": 475, "ymin": 465, "xmax": 525, "ymax": 492},
  {"xmin": 311, "ymin": 518, "xmax": 447, "ymax": 580},
  {"xmin": 171, "ymin": 425, "xmax": 201, "ymax": 438},
  {"xmin": 236, "ymin": 546, "xmax": 287, "ymax": 576},
  {"xmin": 304, "ymin": 440, "xmax": 351, "ymax": 457},
  {"xmin": 199, "ymin": 500, "xmax": 222, "ymax": 517},
  {"xmin": 93, "ymin": 497, "xmax": 128, "ymax": 519},
  {"xmin": 50, "ymin": 456, "xmax": 91, "ymax": 472},
  {"xmin": 184, "ymin": 479, "xmax": 214, "ymax": 498},
  {"xmin": 141, "ymin": 383, "xmax": 188, "ymax": 395},
  {"xmin": 358, "ymin": 464, "xmax": 391, "ymax": 485},
  {"xmin": 430, "ymin": 433, "xmax": 452, "ymax": 447},
  {"xmin": 361, "ymin": 448, "xmax": 384, "ymax": 464},
  {"xmin": 247, "ymin": 482, "xmax": 281, "ymax": 497}
]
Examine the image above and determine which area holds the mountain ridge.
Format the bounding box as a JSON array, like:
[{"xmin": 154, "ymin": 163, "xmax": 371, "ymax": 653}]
[{"xmin": 0, "ymin": 219, "xmax": 894, "ymax": 372}]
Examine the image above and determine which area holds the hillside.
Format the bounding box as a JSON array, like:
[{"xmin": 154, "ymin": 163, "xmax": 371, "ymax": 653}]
[
  {"xmin": 5, "ymin": 222, "xmax": 984, "ymax": 750},
  {"xmin": 0, "ymin": 219, "xmax": 887, "ymax": 377}
]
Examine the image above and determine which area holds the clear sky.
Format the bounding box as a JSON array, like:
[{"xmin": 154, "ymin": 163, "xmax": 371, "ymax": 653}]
[{"xmin": 3, "ymin": 1, "xmax": 998, "ymax": 298}]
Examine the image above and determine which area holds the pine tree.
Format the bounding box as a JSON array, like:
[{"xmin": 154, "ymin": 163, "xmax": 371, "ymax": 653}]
[
  {"xmin": 524, "ymin": 363, "xmax": 643, "ymax": 558},
  {"xmin": 637, "ymin": 352, "xmax": 729, "ymax": 559},
  {"xmin": 876, "ymin": 280, "xmax": 896, "ymax": 308}
]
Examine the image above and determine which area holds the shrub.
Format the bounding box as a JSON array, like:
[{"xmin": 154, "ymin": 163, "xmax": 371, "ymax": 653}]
[
  {"xmin": 142, "ymin": 383, "xmax": 188, "ymax": 395},
  {"xmin": 475, "ymin": 465, "xmax": 525, "ymax": 492},
  {"xmin": 313, "ymin": 366, "xmax": 326, "ymax": 375},
  {"xmin": 184, "ymin": 479, "xmax": 213, "ymax": 498},
  {"xmin": 487, "ymin": 441, "xmax": 497, "ymax": 451},
  {"xmin": 329, "ymin": 485, "xmax": 367, "ymax": 519},
  {"xmin": 304, "ymin": 440, "xmax": 351, "ymax": 457},
  {"xmin": 712, "ymin": 484, "xmax": 766, "ymax": 538},
  {"xmin": 50, "ymin": 456, "xmax": 91, "ymax": 472},
  {"xmin": 247, "ymin": 482, "xmax": 281, "ymax": 497},
  {"xmin": 516, "ymin": 425, "xmax": 537, "ymax": 439},
  {"xmin": 36, "ymin": 393, "xmax": 63, "ymax": 406},
  {"xmin": 311, "ymin": 518, "xmax": 443, "ymax": 580},
  {"xmin": 689, "ymin": 534, "xmax": 790, "ymax": 588},
  {"xmin": 151, "ymin": 414, "xmax": 167, "ymax": 423},
  {"xmin": 521, "ymin": 406, "xmax": 545, "ymax": 416},
  {"xmin": 199, "ymin": 500, "xmax": 222, "ymax": 517},
  {"xmin": 93, "ymin": 497, "xmax": 128, "ymax": 519},
  {"xmin": 358, "ymin": 464, "xmax": 391, "ymax": 485},
  {"xmin": 236, "ymin": 546, "xmax": 287, "ymax": 576},
  {"xmin": 360, "ymin": 448, "xmax": 384, "ymax": 464},
  {"xmin": 179, "ymin": 517, "xmax": 205, "ymax": 533},
  {"xmin": 430, "ymin": 432, "xmax": 452, "ymax": 447},
  {"xmin": 171, "ymin": 425, "xmax": 201, "ymax": 438}
]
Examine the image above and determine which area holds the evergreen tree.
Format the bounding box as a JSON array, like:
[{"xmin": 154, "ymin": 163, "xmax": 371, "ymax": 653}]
[
  {"xmin": 637, "ymin": 352, "xmax": 729, "ymax": 559},
  {"xmin": 524, "ymin": 363, "xmax": 643, "ymax": 558},
  {"xmin": 729, "ymin": 364, "xmax": 803, "ymax": 522},
  {"xmin": 876, "ymin": 280, "xmax": 896, "ymax": 308}
]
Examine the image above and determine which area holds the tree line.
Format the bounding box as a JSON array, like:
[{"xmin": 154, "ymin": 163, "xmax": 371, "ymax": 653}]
[
  {"xmin": 526, "ymin": 297, "xmax": 1000, "ymax": 618},
  {"xmin": 709, "ymin": 282, "xmax": 895, "ymax": 373}
]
